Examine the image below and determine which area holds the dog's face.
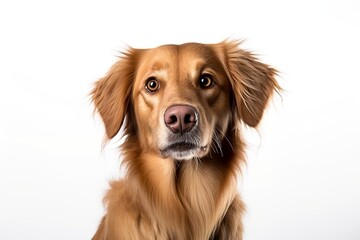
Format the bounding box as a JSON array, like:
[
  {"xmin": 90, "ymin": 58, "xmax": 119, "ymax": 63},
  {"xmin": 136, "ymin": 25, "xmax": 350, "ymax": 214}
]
[
  {"xmin": 92, "ymin": 41, "xmax": 279, "ymax": 161},
  {"xmin": 132, "ymin": 44, "xmax": 232, "ymax": 160}
]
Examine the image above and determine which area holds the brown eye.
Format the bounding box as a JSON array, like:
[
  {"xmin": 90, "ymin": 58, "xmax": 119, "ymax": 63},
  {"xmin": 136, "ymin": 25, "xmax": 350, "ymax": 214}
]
[
  {"xmin": 145, "ymin": 78, "xmax": 160, "ymax": 93},
  {"xmin": 199, "ymin": 74, "xmax": 214, "ymax": 89}
]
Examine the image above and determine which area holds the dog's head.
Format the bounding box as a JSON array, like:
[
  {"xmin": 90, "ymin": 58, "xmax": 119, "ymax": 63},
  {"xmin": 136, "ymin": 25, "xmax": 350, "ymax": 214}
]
[{"xmin": 92, "ymin": 40, "xmax": 279, "ymax": 160}]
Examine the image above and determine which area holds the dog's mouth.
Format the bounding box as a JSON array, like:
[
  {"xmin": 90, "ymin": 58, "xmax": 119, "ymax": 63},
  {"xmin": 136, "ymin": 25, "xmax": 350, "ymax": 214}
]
[
  {"xmin": 166, "ymin": 142, "xmax": 198, "ymax": 151},
  {"xmin": 160, "ymin": 141, "xmax": 208, "ymax": 160}
]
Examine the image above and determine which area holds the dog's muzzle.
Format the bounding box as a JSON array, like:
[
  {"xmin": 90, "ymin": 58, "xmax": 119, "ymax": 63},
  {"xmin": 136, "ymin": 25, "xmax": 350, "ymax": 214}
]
[{"xmin": 160, "ymin": 104, "xmax": 207, "ymax": 160}]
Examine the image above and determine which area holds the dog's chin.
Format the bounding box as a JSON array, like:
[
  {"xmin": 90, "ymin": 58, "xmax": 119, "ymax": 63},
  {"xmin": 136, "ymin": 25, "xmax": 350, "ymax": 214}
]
[{"xmin": 160, "ymin": 143, "xmax": 208, "ymax": 160}]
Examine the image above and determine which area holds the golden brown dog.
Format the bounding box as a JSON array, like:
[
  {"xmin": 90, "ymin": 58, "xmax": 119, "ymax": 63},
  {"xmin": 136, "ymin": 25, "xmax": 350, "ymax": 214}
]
[{"xmin": 91, "ymin": 40, "xmax": 280, "ymax": 239}]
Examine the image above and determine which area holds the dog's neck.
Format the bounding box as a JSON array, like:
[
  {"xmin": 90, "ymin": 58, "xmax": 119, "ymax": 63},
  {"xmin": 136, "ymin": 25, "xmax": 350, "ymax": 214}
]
[{"xmin": 121, "ymin": 131, "xmax": 244, "ymax": 239}]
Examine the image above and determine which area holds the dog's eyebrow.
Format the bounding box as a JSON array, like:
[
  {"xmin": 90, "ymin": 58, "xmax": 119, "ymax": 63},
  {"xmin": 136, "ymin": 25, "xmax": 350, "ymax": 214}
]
[
  {"xmin": 204, "ymin": 56, "xmax": 225, "ymax": 71},
  {"xmin": 137, "ymin": 60, "xmax": 169, "ymax": 79},
  {"xmin": 198, "ymin": 63, "xmax": 224, "ymax": 77},
  {"xmin": 147, "ymin": 69, "xmax": 168, "ymax": 79},
  {"xmin": 150, "ymin": 61, "xmax": 169, "ymax": 71}
]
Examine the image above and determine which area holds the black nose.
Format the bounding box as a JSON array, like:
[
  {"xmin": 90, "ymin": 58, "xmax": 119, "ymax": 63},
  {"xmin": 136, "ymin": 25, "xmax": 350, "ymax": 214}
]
[{"xmin": 164, "ymin": 105, "xmax": 197, "ymax": 134}]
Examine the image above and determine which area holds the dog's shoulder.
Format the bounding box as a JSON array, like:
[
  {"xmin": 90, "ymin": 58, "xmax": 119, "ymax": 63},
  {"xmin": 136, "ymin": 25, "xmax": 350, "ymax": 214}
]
[{"xmin": 97, "ymin": 180, "xmax": 158, "ymax": 239}]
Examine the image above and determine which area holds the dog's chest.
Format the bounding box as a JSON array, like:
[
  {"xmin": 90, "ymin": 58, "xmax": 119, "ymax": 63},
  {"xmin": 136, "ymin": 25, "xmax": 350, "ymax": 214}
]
[{"xmin": 174, "ymin": 162, "xmax": 234, "ymax": 239}]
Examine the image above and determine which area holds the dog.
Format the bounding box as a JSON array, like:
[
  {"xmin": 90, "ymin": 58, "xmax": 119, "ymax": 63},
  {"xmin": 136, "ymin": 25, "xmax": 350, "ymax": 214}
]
[{"xmin": 91, "ymin": 40, "xmax": 280, "ymax": 239}]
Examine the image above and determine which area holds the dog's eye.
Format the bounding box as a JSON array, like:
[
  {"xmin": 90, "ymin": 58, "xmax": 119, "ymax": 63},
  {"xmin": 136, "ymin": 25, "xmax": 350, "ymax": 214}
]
[
  {"xmin": 145, "ymin": 78, "xmax": 160, "ymax": 93},
  {"xmin": 199, "ymin": 74, "xmax": 214, "ymax": 89}
]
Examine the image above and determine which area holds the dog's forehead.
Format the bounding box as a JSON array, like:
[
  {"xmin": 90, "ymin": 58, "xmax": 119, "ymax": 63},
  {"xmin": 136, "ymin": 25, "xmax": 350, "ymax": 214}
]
[{"xmin": 139, "ymin": 43, "xmax": 218, "ymax": 70}]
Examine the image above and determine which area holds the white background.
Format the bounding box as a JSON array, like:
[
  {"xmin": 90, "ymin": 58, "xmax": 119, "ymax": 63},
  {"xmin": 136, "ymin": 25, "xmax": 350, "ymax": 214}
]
[{"xmin": 1, "ymin": 0, "xmax": 359, "ymax": 239}]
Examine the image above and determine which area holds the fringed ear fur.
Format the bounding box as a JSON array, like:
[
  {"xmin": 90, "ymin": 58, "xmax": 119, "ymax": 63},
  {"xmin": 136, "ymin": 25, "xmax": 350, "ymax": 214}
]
[
  {"xmin": 91, "ymin": 48, "xmax": 139, "ymax": 140},
  {"xmin": 218, "ymin": 40, "xmax": 280, "ymax": 127}
]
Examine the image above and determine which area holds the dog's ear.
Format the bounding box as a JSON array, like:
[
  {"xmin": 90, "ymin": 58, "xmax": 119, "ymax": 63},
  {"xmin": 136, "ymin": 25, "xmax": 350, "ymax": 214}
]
[
  {"xmin": 216, "ymin": 40, "xmax": 280, "ymax": 127},
  {"xmin": 91, "ymin": 48, "xmax": 139, "ymax": 139}
]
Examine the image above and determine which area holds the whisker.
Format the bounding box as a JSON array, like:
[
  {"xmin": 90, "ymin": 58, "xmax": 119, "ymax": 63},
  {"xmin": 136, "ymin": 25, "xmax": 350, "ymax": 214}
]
[
  {"xmin": 223, "ymin": 134, "xmax": 235, "ymax": 153},
  {"xmin": 210, "ymin": 139, "xmax": 218, "ymax": 154},
  {"xmin": 214, "ymin": 126, "xmax": 235, "ymax": 154},
  {"xmin": 212, "ymin": 128, "xmax": 224, "ymax": 157}
]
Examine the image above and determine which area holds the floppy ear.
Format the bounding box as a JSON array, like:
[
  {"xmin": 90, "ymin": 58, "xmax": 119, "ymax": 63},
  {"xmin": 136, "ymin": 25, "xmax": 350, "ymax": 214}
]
[
  {"xmin": 91, "ymin": 48, "xmax": 139, "ymax": 139},
  {"xmin": 219, "ymin": 40, "xmax": 280, "ymax": 127}
]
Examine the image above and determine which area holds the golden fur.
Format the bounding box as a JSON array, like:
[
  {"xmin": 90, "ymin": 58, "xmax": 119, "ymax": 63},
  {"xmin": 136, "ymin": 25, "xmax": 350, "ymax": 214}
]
[{"xmin": 91, "ymin": 40, "xmax": 280, "ymax": 239}]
